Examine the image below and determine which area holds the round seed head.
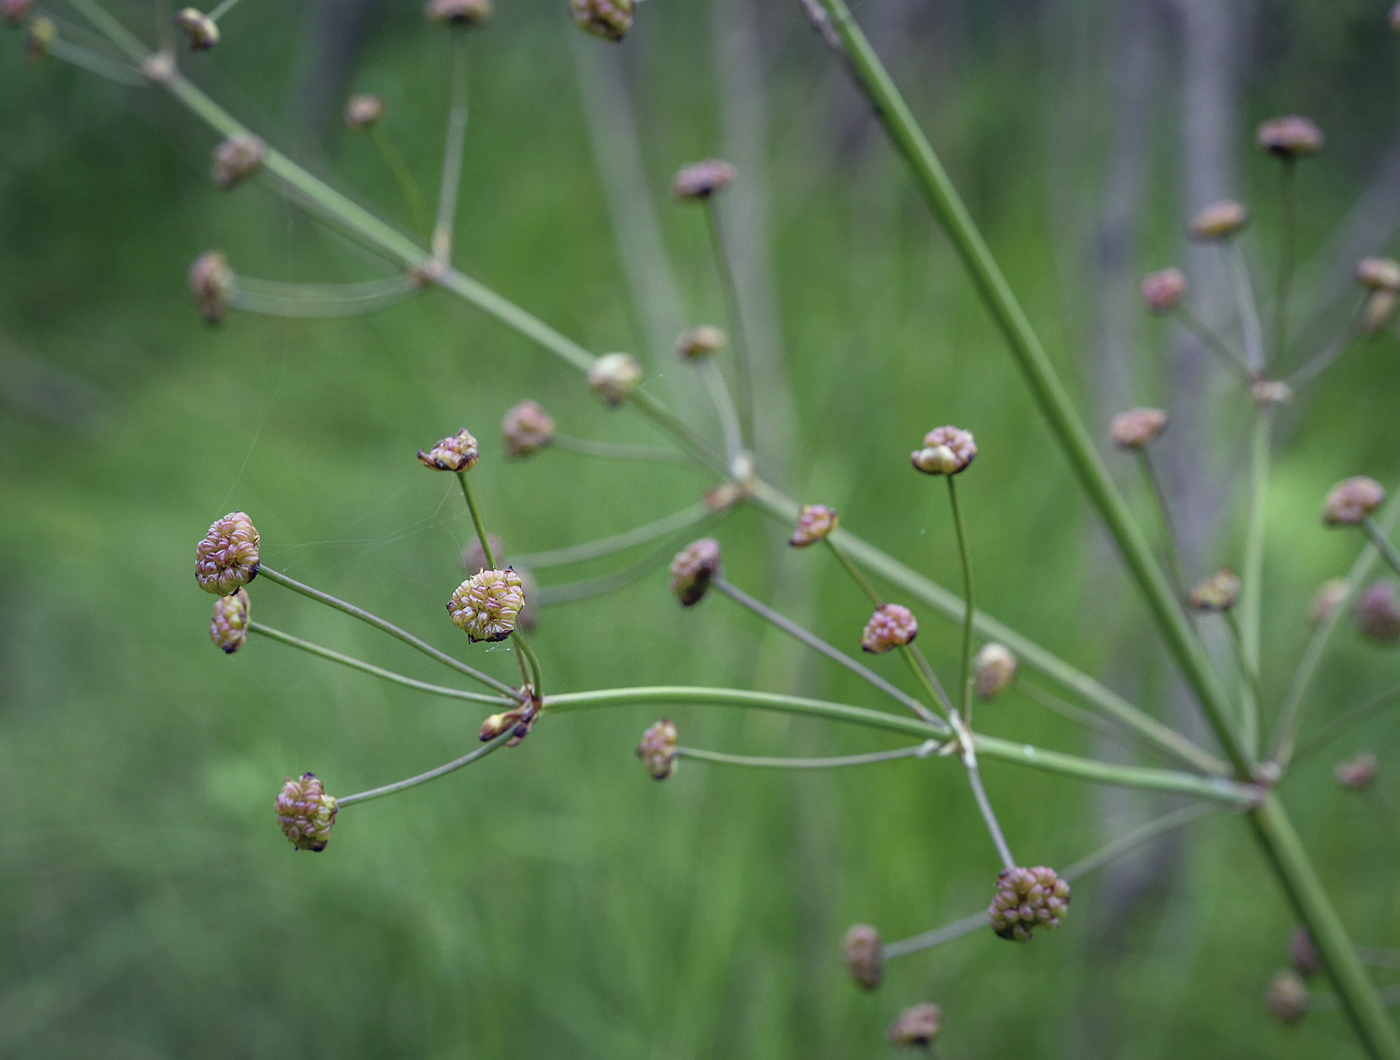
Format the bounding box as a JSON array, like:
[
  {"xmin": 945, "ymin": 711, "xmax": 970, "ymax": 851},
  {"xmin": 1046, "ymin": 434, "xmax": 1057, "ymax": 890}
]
[
  {"xmin": 1110, "ymin": 407, "xmax": 1167, "ymax": 450},
  {"xmin": 344, "ymin": 93, "xmax": 385, "ymax": 130},
  {"xmin": 587, "ymin": 352, "xmax": 642, "ymax": 407},
  {"xmin": 174, "ymin": 8, "xmax": 219, "ymax": 50},
  {"xmin": 1310, "ymin": 578, "xmax": 1348, "ymax": 625},
  {"xmin": 676, "ymin": 325, "xmax": 727, "ymax": 361},
  {"xmin": 637, "ymin": 719, "xmax": 678, "ymax": 779},
  {"xmin": 448, "ymin": 568, "xmax": 525, "ymax": 642},
  {"xmin": 669, "ymin": 538, "xmax": 721, "ymax": 607},
  {"xmin": 1289, "ymin": 926, "xmax": 1322, "ymax": 978},
  {"xmin": 789, "ymin": 504, "xmax": 838, "ymax": 547},
  {"xmin": 1189, "ymin": 568, "xmax": 1240, "ymax": 613},
  {"xmin": 1321, "ymin": 476, "xmax": 1385, "ymax": 526},
  {"xmin": 1189, "ymin": 200, "xmax": 1249, "ymax": 241},
  {"xmin": 886, "ymin": 1004, "xmax": 942, "ymax": 1048},
  {"xmin": 671, "ymin": 159, "xmax": 736, "ymax": 202},
  {"xmin": 23, "ymin": 14, "xmax": 53, "ymax": 61},
  {"xmin": 1356, "ymin": 581, "xmax": 1400, "ymax": 644},
  {"xmin": 1257, "ymin": 115, "xmax": 1324, "ymax": 159},
  {"xmin": 974, "ymin": 642, "xmax": 1018, "ymax": 699},
  {"xmin": 424, "ymin": 0, "xmax": 491, "ymax": 25},
  {"xmin": 988, "ymin": 865, "xmax": 1071, "ymax": 941},
  {"xmin": 2, "ymin": 0, "xmax": 35, "ymax": 25},
  {"xmin": 569, "ymin": 0, "xmax": 633, "ymax": 41},
  {"xmin": 1356, "ymin": 256, "xmax": 1400, "ymax": 292},
  {"xmin": 210, "ymin": 134, "xmax": 265, "ymax": 190},
  {"xmin": 841, "ymin": 924, "xmax": 882, "ymax": 990},
  {"xmin": 910, "ymin": 425, "xmax": 976, "ymax": 475},
  {"xmin": 1334, "ymin": 750, "xmax": 1378, "ymax": 790},
  {"xmin": 276, "ymin": 773, "xmax": 337, "ymax": 851},
  {"xmin": 209, "ymin": 588, "xmax": 250, "ymax": 653},
  {"xmin": 1141, "ymin": 267, "xmax": 1187, "ymax": 313},
  {"xmin": 861, "ymin": 603, "xmax": 918, "ymax": 654},
  {"xmin": 1361, "ymin": 289, "xmax": 1398, "ymax": 335},
  {"xmin": 195, "ymin": 511, "xmax": 260, "ymax": 595},
  {"xmin": 1266, "ymin": 969, "xmax": 1308, "ymax": 1027},
  {"xmin": 502, "ymin": 400, "xmax": 555, "ymax": 457},
  {"xmin": 418, "ymin": 428, "xmax": 480, "ymax": 472},
  {"xmin": 188, "ymin": 249, "xmax": 234, "ymax": 325}
]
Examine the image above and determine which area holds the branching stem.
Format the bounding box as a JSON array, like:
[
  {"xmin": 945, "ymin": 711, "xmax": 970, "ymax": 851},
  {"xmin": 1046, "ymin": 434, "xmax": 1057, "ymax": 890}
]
[{"xmin": 338, "ymin": 729, "xmax": 515, "ymax": 808}]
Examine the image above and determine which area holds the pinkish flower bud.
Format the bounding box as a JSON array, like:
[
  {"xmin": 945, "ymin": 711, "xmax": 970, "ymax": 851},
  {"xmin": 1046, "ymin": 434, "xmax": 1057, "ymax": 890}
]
[
  {"xmin": 1289, "ymin": 926, "xmax": 1322, "ymax": 978},
  {"xmin": 276, "ymin": 773, "xmax": 337, "ymax": 851},
  {"xmin": 1110, "ymin": 407, "xmax": 1167, "ymax": 449},
  {"xmin": 637, "ymin": 719, "xmax": 678, "ymax": 779},
  {"xmin": 196, "ymin": 511, "xmax": 260, "ymax": 595},
  {"xmin": 189, "ymin": 249, "xmax": 234, "ymax": 325},
  {"xmin": 861, "ymin": 604, "xmax": 918, "ymax": 654},
  {"xmin": 841, "ymin": 924, "xmax": 882, "ymax": 989},
  {"xmin": 1322, "ymin": 476, "xmax": 1385, "ymax": 526},
  {"xmin": 669, "ymin": 538, "xmax": 721, "ymax": 606},
  {"xmin": 1189, "ymin": 568, "xmax": 1240, "ymax": 613},
  {"xmin": 671, "ymin": 159, "xmax": 736, "ymax": 202},
  {"xmin": 1266, "ymin": 969, "xmax": 1308, "ymax": 1026},
  {"xmin": 569, "ymin": 0, "xmax": 633, "ymax": 41},
  {"xmin": 1356, "ymin": 581, "xmax": 1400, "ymax": 644},
  {"xmin": 676, "ymin": 325, "xmax": 727, "ymax": 360},
  {"xmin": 1257, "ymin": 115, "xmax": 1324, "ymax": 159},
  {"xmin": 502, "ymin": 400, "xmax": 555, "ymax": 457},
  {"xmin": 418, "ymin": 429, "xmax": 480, "ymax": 472},
  {"xmin": 344, "ymin": 93, "xmax": 385, "ymax": 130},
  {"xmin": 209, "ymin": 588, "xmax": 250, "ymax": 653},
  {"xmin": 448, "ymin": 568, "xmax": 525, "ymax": 642},
  {"xmin": 1334, "ymin": 750, "xmax": 1378, "ymax": 790},
  {"xmin": 424, "ymin": 0, "xmax": 491, "ymax": 24},
  {"xmin": 886, "ymin": 1004, "xmax": 942, "ymax": 1047},
  {"xmin": 23, "ymin": 14, "xmax": 53, "ymax": 62},
  {"xmin": 587, "ymin": 352, "xmax": 642, "ymax": 406},
  {"xmin": 1361, "ymin": 289, "xmax": 1398, "ymax": 336},
  {"xmin": 210, "ymin": 134, "xmax": 265, "ymax": 190},
  {"xmin": 1141, "ymin": 268, "xmax": 1187, "ymax": 313},
  {"xmin": 1311, "ymin": 579, "xmax": 1347, "ymax": 625},
  {"xmin": 2, "ymin": 0, "xmax": 34, "ymax": 25},
  {"xmin": 789, "ymin": 504, "xmax": 838, "ymax": 547},
  {"xmin": 174, "ymin": 8, "xmax": 219, "ymax": 50},
  {"xmin": 974, "ymin": 642, "xmax": 1017, "ymax": 699},
  {"xmin": 1189, "ymin": 200, "xmax": 1249, "ymax": 241},
  {"xmin": 910, "ymin": 425, "xmax": 976, "ymax": 475},
  {"xmin": 1356, "ymin": 256, "xmax": 1400, "ymax": 292},
  {"xmin": 989, "ymin": 865, "xmax": 1071, "ymax": 941}
]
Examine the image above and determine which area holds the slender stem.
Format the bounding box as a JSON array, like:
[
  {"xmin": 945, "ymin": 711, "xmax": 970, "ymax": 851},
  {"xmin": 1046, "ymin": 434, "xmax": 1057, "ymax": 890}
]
[
  {"xmin": 1293, "ymin": 682, "xmax": 1400, "ymax": 765},
  {"xmin": 455, "ymin": 470, "xmax": 497, "ymax": 569},
  {"xmin": 338, "ymin": 729, "xmax": 515, "ymax": 808},
  {"xmin": 432, "ymin": 32, "xmax": 471, "ymax": 264},
  {"xmin": 550, "ymin": 433, "xmax": 690, "ymax": 465},
  {"xmin": 511, "ymin": 631, "xmax": 543, "ymax": 697},
  {"xmin": 249, "ymin": 623, "xmax": 513, "ymax": 707},
  {"xmin": 945, "ymin": 710, "xmax": 1015, "ymax": 869},
  {"xmin": 1274, "ymin": 160, "xmax": 1297, "ymax": 363},
  {"xmin": 675, "ymin": 742, "xmax": 941, "ymax": 770},
  {"xmin": 1174, "ymin": 304, "xmax": 1250, "ymax": 380},
  {"xmin": 623, "ymin": 388, "xmax": 729, "ymax": 477},
  {"xmin": 945, "ymin": 476, "xmax": 976, "ymax": 721},
  {"xmin": 514, "ymin": 502, "xmax": 710, "ymax": 570},
  {"xmin": 711, "ymin": 576, "xmax": 947, "ymax": 730},
  {"xmin": 1223, "ymin": 610, "xmax": 1263, "ymax": 732},
  {"xmin": 1227, "ymin": 240, "xmax": 1266, "ymax": 377},
  {"xmin": 1287, "ymin": 301, "xmax": 1363, "ymax": 391},
  {"xmin": 704, "ymin": 202, "xmax": 753, "ymax": 446},
  {"xmin": 881, "ymin": 909, "xmax": 990, "ymax": 960},
  {"xmin": 46, "ymin": 37, "xmax": 146, "ymax": 84},
  {"xmin": 1239, "ymin": 409, "xmax": 1272, "ymax": 761},
  {"xmin": 824, "ymin": 537, "xmax": 883, "ymax": 608},
  {"xmin": 369, "ymin": 125, "xmax": 433, "ymax": 242},
  {"xmin": 533, "ymin": 516, "xmax": 726, "ymax": 606},
  {"xmin": 697, "ymin": 357, "xmax": 744, "ymax": 467},
  {"xmin": 1363, "ymin": 518, "xmax": 1400, "ymax": 580},
  {"xmin": 1136, "ymin": 449, "xmax": 1190, "ymax": 602},
  {"xmin": 206, "ymin": 0, "xmax": 245, "ymax": 21},
  {"xmin": 1018, "ymin": 679, "xmax": 1154, "ymax": 759},
  {"xmin": 230, "ymin": 275, "xmax": 419, "ymax": 318},
  {"xmin": 902, "ymin": 644, "xmax": 956, "ymax": 717},
  {"xmin": 256, "ymin": 565, "xmax": 520, "ymax": 699}
]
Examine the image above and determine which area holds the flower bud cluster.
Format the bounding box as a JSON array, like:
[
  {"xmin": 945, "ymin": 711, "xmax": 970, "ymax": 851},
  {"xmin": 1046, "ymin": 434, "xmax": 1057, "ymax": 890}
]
[
  {"xmin": 1189, "ymin": 200, "xmax": 1249, "ymax": 241},
  {"xmin": 448, "ymin": 568, "xmax": 525, "ymax": 642},
  {"xmin": 344, "ymin": 93, "xmax": 386, "ymax": 130},
  {"xmin": 1140, "ymin": 268, "xmax": 1187, "ymax": 313},
  {"xmin": 210, "ymin": 588, "xmax": 250, "ymax": 653},
  {"xmin": 196, "ymin": 511, "xmax": 260, "ymax": 595},
  {"xmin": 676, "ymin": 325, "xmax": 727, "ymax": 360},
  {"xmin": 669, "ymin": 538, "xmax": 721, "ymax": 606},
  {"xmin": 587, "ymin": 352, "xmax": 642, "ymax": 406},
  {"xmin": 1189, "ymin": 568, "xmax": 1240, "ymax": 613},
  {"xmin": 418, "ymin": 429, "xmax": 480, "ymax": 472},
  {"xmin": 861, "ymin": 603, "xmax": 917, "ymax": 654},
  {"xmin": 211, "ymin": 134, "xmax": 266, "ymax": 190},
  {"xmin": 1110, "ymin": 407, "xmax": 1167, "ymax": 449},
  {"xmin": 637, "ymin": 719, "xmax": 678, "ymax": 779},
  {"xmin": 175, "ymin": 8, "xmax": 219, "ymax": 50},
  {"xmin": 910, "ymin": 425, "xmax": 976, "ymax": 475},
  {"xmin": 502, "ymin": 400, "xmax": 555, "ymax": 457},
  {"xmin": 1322, "ymin": 476, "xmax": 1385, "ymax": 526},
  {"xmin": 1334, "ymin": 751, "xmax": 1377, "ymax": 791},
  {"xmin": 988, "ymin": 865, "xmax": 1070, "ymax": 941},
  {"xmin": 189, "ymin": 250, "xmax": 234, "ymax": 324},
  {"xmin": 276, "ymin": 773, "xmax": 337, "ymax": 851},
  {"xmin": 1357, "ymin": 581, "xmax": 1400, "ymax": 644},
  {"xmin": 1256, "ymin": 115, "xmax": 1324, "ymax": 159},
  {"xmin": 671, "ymin": 159, "xmax": 736, "ymax": 201},
  {"xmin": 841, "ymin": 924, "xmax": 882, "ymax": 989},
  {"xmin": 974, "ymin": 642, "xmax": 1017, "ymax": 699},
  {"xmin": 569, "ymin": 0, "xmax": 633, "ymax": 41},
  {"xmin": 886, "ymin": 1004, "xmax": 941, "ymax": 1047},
  {"xmin": 789, "ymin": 504, "xmax": 838, "ymax": 547}
]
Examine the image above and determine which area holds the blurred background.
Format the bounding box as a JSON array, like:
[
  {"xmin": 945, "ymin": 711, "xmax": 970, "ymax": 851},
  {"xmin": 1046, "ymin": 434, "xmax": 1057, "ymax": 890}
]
[{"xmin": 2, "ymin": 0, "xmax": 1400, "ymax": 1055}]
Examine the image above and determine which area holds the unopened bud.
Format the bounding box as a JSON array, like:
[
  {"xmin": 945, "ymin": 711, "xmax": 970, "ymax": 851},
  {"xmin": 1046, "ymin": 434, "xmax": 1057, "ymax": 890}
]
[
  {"xmin": 669, "ymin": 538, "xmax": 721, "ymax": 606},
  {"xmin": 479, "ymin": 695, "xmax": 537, "ymax": 744},
  {"xmin": 1141, "ymin": 268, "xmax": 1187, "ymax": 313},
  {"xmin": 1289, "ymin": 926, "xmax": 1322, "ymax": 978},
  {"xmin": 1251, "ymin": 379, "xmax": 1293, "ymax": 407},
  {"xmin": 671, "ymin": 159, "xmax": 736, "ymax": 202},
  {"xmin": 1322, "ymin": 476, "xmax": 1385, "ymax": 526},
  {"xmin": 1356, "ymin": 256, "xmax": 1400, "ymax": 292},
  {"xmin": 502, "ymin": 400, "xmax": 555, "ymax": 457},
  {"xmin": 637, "ymin": 719, "xmax": 678, "ymax": 779},
  {"xmin": 418, "ymin": 428, "xmax": 479, "ymax": 471},
  {"xmin": 910, "ymin": 425, "xmax": 976, "ymax": 475},
  {"xmin": 424, "ymin": 0, "xmax": 491, "ymax": 25},
  {"xmin": 276, "ymin": 773, "xmax": 337, "ymax": 851},
  {"xmin": 448, "ymin": 568, "xmax": 525, "ymax": 642},
  {"xmin": 1356, "ymin": 581, "xmax": 1400, "ymax": 644},
  {"xmin": 1189, "ymin": 568, "xmax": 1240, "ymax": 612},
  {"xmin": 211, "ymin": 134, "xmax": 265, "ymax": 190},
  {"xmin": 196, "ymin": 511, "xmax": 260, "ymax": 595},
  {"xmin": 861, "ymin": 603, "xmax": 917, "ymax": 654},
  {"xmin": 569, "ymin": 0, "xmax": 633, "ymax": 41},
  {"xmin": 1311, "ymin": 579, "xmax": 1347, "ymax": 625},
  {"xmin": 1189, "ymin": 200, "xmax": 1249, "ymax": 241},
  {"xmin": 1257, "ymin": 115, "xmax": 1324, "ymax": 159},
  {"xmin": 587, "ymin": 352, "xmax": 642, "ymax": 406},
  {"xmin": 2, "ymin": 0, "xmax": 34, "ymax": 25},
  {"xmin": 1361, "ymin": 289, "xmax": 1398, "ymax": 335},
  {"xmin": 174, "ymin": 8, "xmax": 219, "ymax": 50},
  {"xmin": 1334, "ymin": 750, "xmax": 1378, "ymax": 790},
  {"xmin": 344, "ymin": 93, "xmax": 385, "ymax": 130},
  {"xmin": 886, "ymin": 1004, "xmax": 942, "ymax": 1047},
  {"xmin": 1110, "ymin": 407, "xmax": 1167, "ymax": 450},
  {"xmin": 189, "ymin": 249, "xmax": 234, "ymax": 324},
  {"xmin": 841, "ymin": 924, "xmax": 882, "ymax": 989},
  {"xmin": 675, "ymin": 325, "xmax": 727, "ymax": 360},
  {"xmin": 989, "ymin": 865, "xmax": 1070, "ymax": 941},
  {"xmin": 974, "ymin": 642, "xmax": 1017, "ymax": 699},
  {"xmin": 789, "ymin": 504, "xmax": 838, "ymax": 547},
  {"xmin": 1266, "ymin": 969, "xmax": 1308, "ymax": 1026},
  {"xmin": 24, "ymin": 14, "xmax": 53, "ymax": 61},
  {"xmin": 209, "ymin": 588, "xmax": 250, "ymax": 653}
]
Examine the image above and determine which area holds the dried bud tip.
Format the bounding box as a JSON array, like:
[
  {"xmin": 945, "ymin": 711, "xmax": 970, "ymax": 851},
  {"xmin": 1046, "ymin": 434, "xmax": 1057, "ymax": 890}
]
[
  {"xmin": 1257, "ymin": 115, "xmax": 1324, "ymax": 159},
  {"xmin": 424, "ymin": 0, "xmax": 491, "ymax": 25},
  {"xmin": 174, "ymin": 8, "xmax": 219, "ymax": 50},
  {"xmin": 676, "ymin": 325, "xmax": 727, "ymax": 361},
  {"xmin": 23, "ymin": 14, "xmax": 53, "ymax": 61},
  {"xmin": 276, "ymin": 773, "xmax": 337, "ymax": 851},
  {"xmin": 587, "ymin": 352, "xmax": 642, "ymax": 407},
  {"xmin": 669, "ymin": 538, "xmax": 721, "ymax": 606},
  {"xmin": 209, "ymin": 588, "xmax": 250, "ymax": 653},
  {"xmin": 480, "ymin": 696, "xmax": 538, "ymax": 745},
  {"xmin": 1110, "ymin": 407, "xmax": 1167, "ymax": 450},
  {"xmin": 1266, "ymin": 969, "xmax": 1308, "ymax": 1027},
  {"xmin": 502, "ymin": 400, "xmax": 555, "ymax": 458},
  {"xmin": 196, "ymin": 511, "xmax": 260, "ymax": 595},
  {"xmin": 569, "ymin": 0, "xmax": 633, "ymax": 41},
  {"xmin": 448, "ymin": 568, "xmax": 525, "ymax": 643},
  {"xmin": 211, "ymin": 134, "xmax": 266, "ymax": 190},
  {"xmin": 671, "ymin": 159, "xmax": 736, "ymax": 202},
  {"xmin": 886, "ymin": 1004, "xmax": 942, "ymax": 1048},
  {"xmin": 418, "ymin": 428, "xmax": 480, "ymax": 472},
  {"xmin": 189, "ymin": 249, "xmax": 234, "ymax": 325},
  {"xmin": 2, "ymin": 0, "xmax": 35, "ymax": 26},
  {"xmin": 861, "ymin": 603, "xmax": 918, "ymax": 654},
  {"xmin": 974, "ymin": 642, "xmax": 1018, "ymax": 699},
  {"xmin": 1189, "ymin": 568, "xmax": 1240, "ymax": 612},
  {"xmin": 1321, "ymin": 476, "xmax": 1385, "ymax": 526},
  {"xmin": 1251, "ymin": 379, "xmax": 1293, "ymax": 407},
  {"xmin": 1289, "ymin": 926, "xmax": 1322, "ymax": 978},
  {"xmin": 637, "ymin": 719, "xmax": 678, "ymax": 779},
  {"xmin": 1361, "ymin": 289, "xmax": 1398, "ymax": 336},
  {"xmin": 789, "ymin": 504, "xmax": 838, "ymax": 547},
  {"xmin": 344, "ymin": 93, "xmax": 385, "ymax": 130},
  {"xmin": 1311, "ymin": 579, "xmax": 1347, "ymax": 625},
  {"xmin": 841, "ymin": 924, "xmax": 882, "ymax": 990},
  {"xmin": 1189, "ymin": 200, "xmax": 1249, "ymax": 242},
  {"xmin": 1356, "ymin": 256, "xmax": 1400, "ymax": 292},
  {"xmin": 1141, "ymin": 268, "xmax": 1187, "ymax": 313},
  {"xmin": 1356, "ymin": 581, "xmax": 1400, "ymax": 644},
  {"xmin": 911, "ymin": 425, "xmax": 976, "ymax": 475},
  {"xmin": 1334, "ymin": 750, "xmax": 1378, "ymax": 790},
  {"xmin": 989, "ymin": 865, "xmax": 1070, "ymax": 941}
]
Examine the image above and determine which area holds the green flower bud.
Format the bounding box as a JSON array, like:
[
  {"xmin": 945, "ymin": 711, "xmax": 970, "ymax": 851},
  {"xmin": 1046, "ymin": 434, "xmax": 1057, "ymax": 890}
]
[
  {"xmin": 24, "ymin": 14, "xmax": 54, "ymax": 62},
  {"xmin": 910, "ymin": 425, "xmax": 976, "ymax": 475},
  {"xmin": 174, "ymin": 8, "xmax": 219, "ymax": 50},
  {"xmin": 195, "ymin": 511, "xmax": 260, "ymax": 595},
  {"xmin": 418, "ymin": 428, "xmax": 480, "ymax": 472},
  {"xmin": 276, "ymin": 773, "xmax": 337, "ymax": 851},
  {"xmin": 209, "ymin": 588, "xmax": 250, "ymax": 653},
  {"xmin": 637, "ymin": 719, "xmax": 678, "ymax": 779},
  {"xmin": 448, "ymin": 568, "xmax": 525, "ymax": 643}
]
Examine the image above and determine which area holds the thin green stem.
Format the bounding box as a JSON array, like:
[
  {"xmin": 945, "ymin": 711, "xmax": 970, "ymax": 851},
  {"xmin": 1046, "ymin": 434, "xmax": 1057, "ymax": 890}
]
[
  {"xmin": 675, "ymin": 742, "xmax": 941, "ymax": 770},
  {"xmin": 624, "ymin": 388, "xmax": 729, "ymax": 478},
  {"xmin": 229, "ymin": 275, "xmax": 419, "ymax": 318},
  {"xmin": 533, "ymin": 516, "xmax": 725, "ymax": 607},
  {"xmin": 1363, "ymin": 517, "xmax": 1400, "ymax": 579},
  {"xmin": 1136, "ymin": 449, "xmax": 1190, "ymax": 602},
  {"xmin": 1018, "ymin": 679, "xmax": 1153, "ymax": 759},
  {"xmin": 1227, "ymin": 240, "xmax": 1266, "ymax": 377},
  {"xmin": 1293, "ymin": 682, "xmax": 1400, "ymax": 765},
  {"xmin": 697, "ymin": 356, "xmax": 744, "ymax": 467},
  {"xmin": 1223, "ymin": 610, "xmax": 1263, "ymax": 734},
  {"xmin": 46, "ymin": 37, "xmax": 146, "ymax": 84},
  {"xmin": 902, "ymin": 643, "xmax": 955, "ymax": 717},
  {"xmin": 550, "ymin": 433, "xmax": 691, "ymax": 466},
  {"xmin": 514, "ymin": 501, "xmax": 710, "ymax": 570},
  {"xmin": 1174, "ymin": 304, "xmax": 1250, "ymax": 381},
  {"xmin": 824, "ymin": 536, "xmax": 883, "ymax": 608},
  {"xmin": 948, "ymin": 710, "xmax": 1015, "ymax": 870},
  {"xmin": 455, "ymin": 470, "xmax": 497, "ymax": 570},
  {"xmin": 704, "ymin": 202, "xmax": 753, "ymax": 447},
  {"xmin": 338, "ymin": 729, "xmax": 515, "ymax": 808},
  {"xmin": 946, "ymin": 476, "xmax": 976, "ymax": 721},
  {"xmin": 205, "ymin": 0, "xmax": 245, "ymax": 21},
  {"xmin": 511, "ymin": 632, "xmax": 543, "ymax": 697},
  {"xmin": 1239, "ymin": 409, "xmax": 1272, "ymax": 760},
  {"xmin": 1287, "ymin": 301, "xmax": 1363, "ymax": 391},
  {"xmin": 256, "ymin": 565, "xmax": 520, "ymax": 699},
  {"xmin": 1274, "ymin": 160, "xmax": 1297, "ymax": 363},
  {"xmin": 369, "ymin": 125, "xmax": 432, "ymax": 242},
  {"xmin": 432, "ymin": 33, "xmax": 470, "ymax": 264}
]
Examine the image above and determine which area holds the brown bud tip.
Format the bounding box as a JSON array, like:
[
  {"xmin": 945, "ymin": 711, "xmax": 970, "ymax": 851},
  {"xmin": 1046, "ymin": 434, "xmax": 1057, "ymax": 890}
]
[
  {"xmin": 424, "ymin": 0, "xmax": 491, "ymax": 25},
  {"xmin": 886, "ymin": 1004, "xmax": 942, "ymax": 1047},
  {"xmin": 841, "ymin": 924, "xmax": 882, "ymax": 989},
  {"xmin": 910, "ymin": 425, "xmax": 976, "ymax": 475},
  {"xmin": 1356, "ymin": 581, "xmax": 1400, "ymax": 644},
  {"xmin": 418, "ymin": 429, "xmax": 480, "ymax": 472},
  {"xmin": 1266, "ymin": 969, "xmax": 1308, "ymax": 1026},
  {"xmin": 671, "ymin": 159, "xmax": 736, "ymax": 202},
  {"xmin": 669, "ymin": 538, "xmax": 721, "ymax": 606},
  {"xmin": 1289, "ymin": 926, "xmax": 1322, "ymax": 978},
  {"xmin": 1361, "ymin": 289, "xmax": 1399, "ymax": 336},
  {"xmin": 211, "ymin": 134, "xmax": 266, "ymax": 190},
  {"xmin": 1110, "ymin": 407, "xmax": 1167, "ymax": 449},
  {"xmin": 1356, "ymin": 256, "xmax": 1400, "ymax": 292},
  {"xmin": 1321, "ymin": 476, "xmax": 1385, "ymax": 526},
  {"xmin": 1189, "ymin": 200, "xmax": 1249, "ymax": 242},
  {"xmin": 676, "ymin": 325, "xmax": 728, "ymax": 361},
  {"xmin": 861, "ymin": 603, "xmax": 917, "ymax": 654},
  {"xmin": 189, "ymin": 250, "xmax": 234, "ymax": 325},
  {"xmin": 209, "ymin": 588, "xmax": 250, "ymax": 653},
  {"xmin": 1141, "ymin": 268, "xmax": 1187, "ymax": 313},
  {"xmin": 276, "ymin": 773, "xmax": 337, "ymax": 851},
  {"xmin": 1189, "ymin": 568, "xmax": 1240, "ymax": 612},
  {"xmin": 989, "ymin": 865, "xmax": 1070, "ymax": 941},
  {"xmin": 637, "ymin": 719, "xmax": 678, "ymax": 779},
  {"xmin": 790, "ymin": 504, "xmax": 838, "ymax": 547},
  {"xmin": 448, "ymin": 568, "xmax": 525, "ymax": 642},
  {"xmin": 174, "ymin": 8, "xmax": 219, "ymax": 50},
  {"xmin": 24, "ymin": 14, "xmax": 54, "ymax": 61},
  {"xmin": 1257, "ymin": 116, "xmax": 1323, "ymax": 159},
  {"xmin": 344, "ymin": 93, "xmax": 386, "ymax": 130},
  {"xmin": 1251, "ymin": 379, "xmax": 1294, "ymax": 407},
  {"xmin": 1335, "ymin": 750, "xmax": 1378, "ymax": 790},
  {"xmin": 502, "ymin": 400, "xmax": 555, "ymax": 457},
  {"xmin": 196, "ymin": 511, "xmax": 260, "ymax": 595},
  {"xmin": 587, "ymin": 352, "xmax": 642, "ymax": 406},
  {"xmin": 569, "ymin": 0, "xmax": 633, "ymax": 41},
  {"xmin": 974, "ymin": 642, "xmax": 1018, "ymax": 699},
  {"xmin": 2, "ymin": 0, "xmax": 35, "ymax": 26},
  {"xmin": 1311, "ymin": 579, "xmax": 1348, "ymax": 625}
]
